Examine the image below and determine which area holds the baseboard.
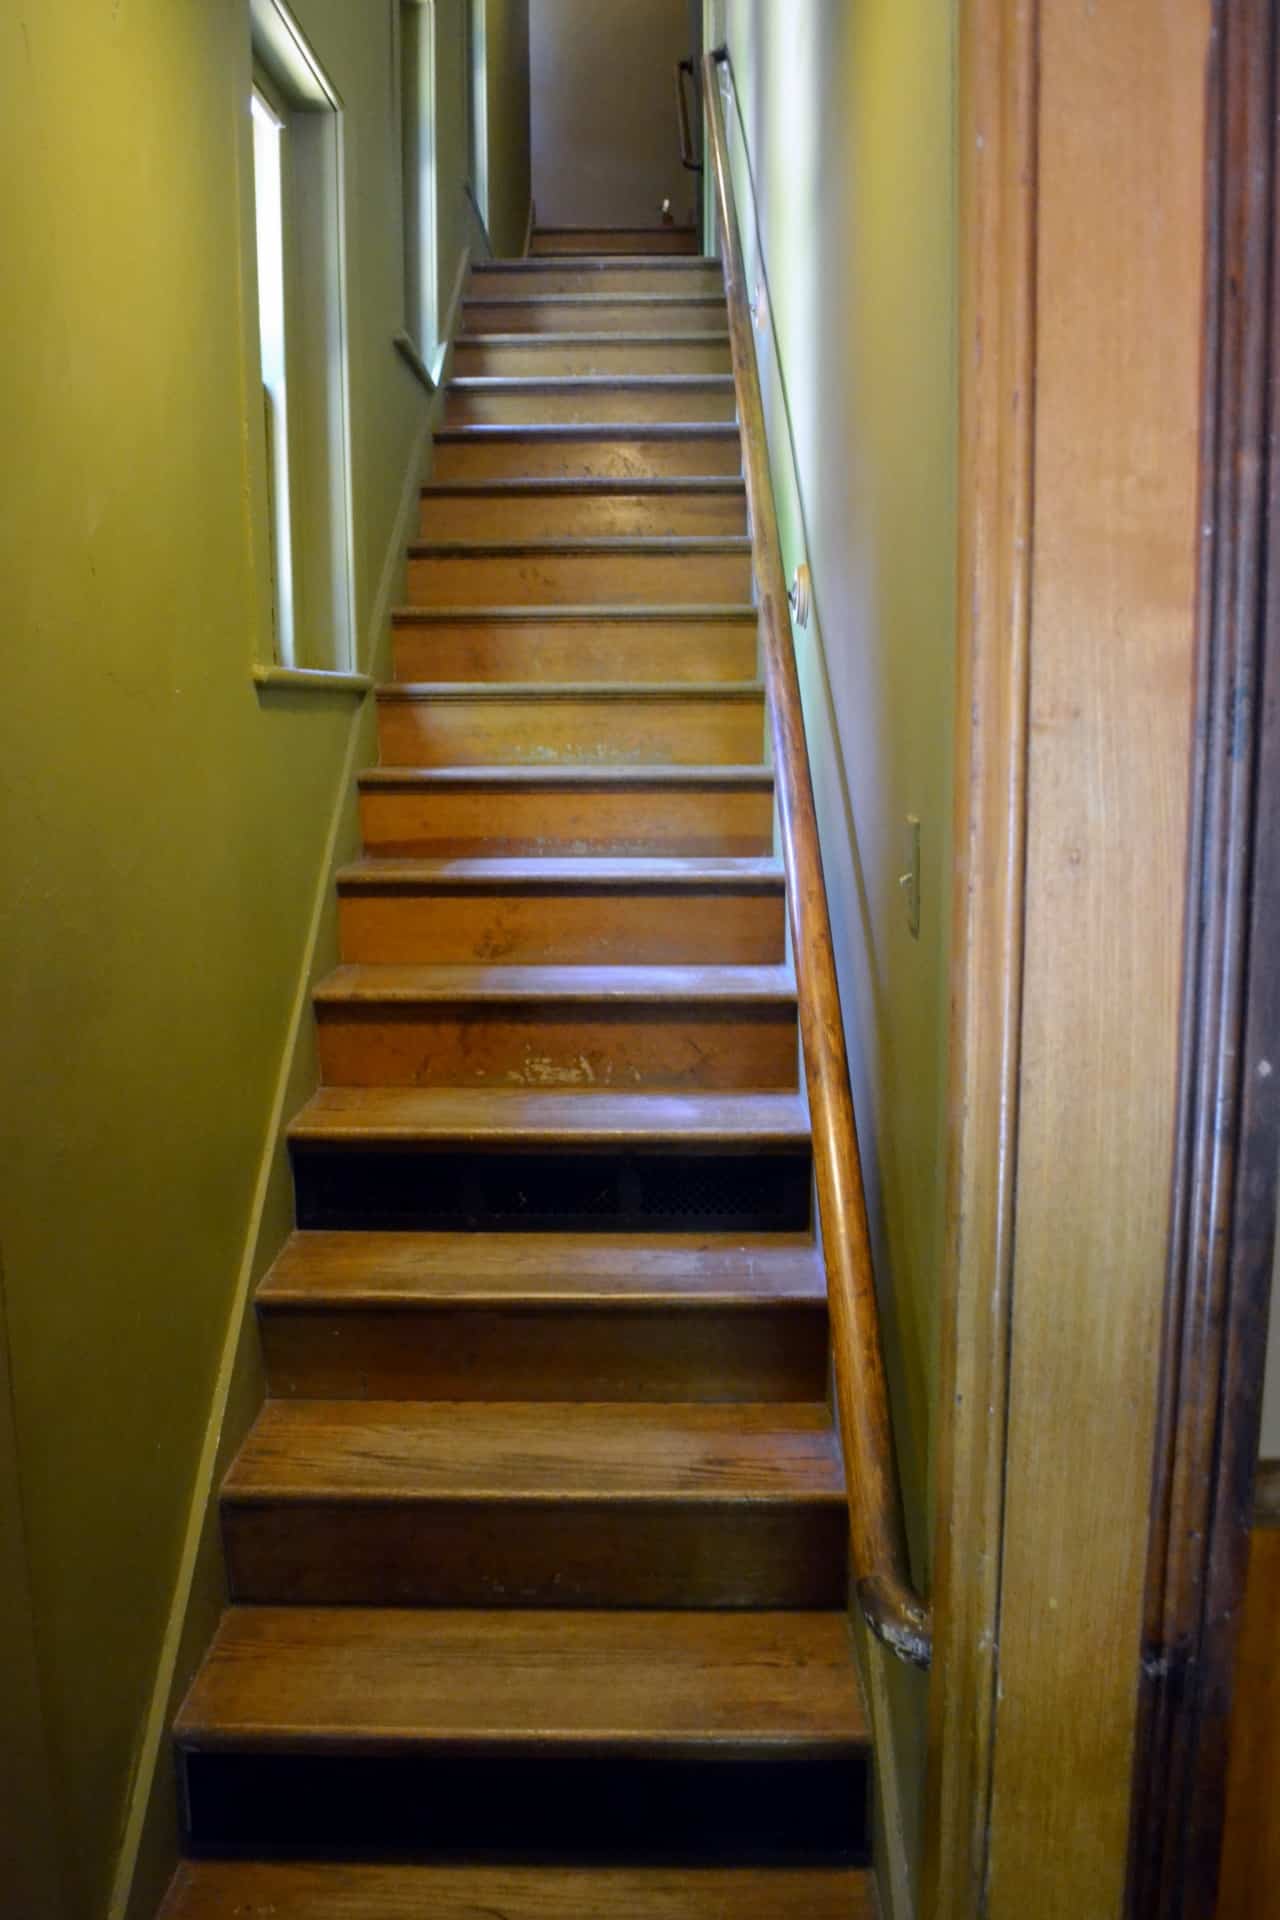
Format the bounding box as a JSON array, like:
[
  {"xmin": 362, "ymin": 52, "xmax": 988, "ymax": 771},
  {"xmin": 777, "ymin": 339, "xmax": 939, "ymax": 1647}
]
[
  {"xmin": 523, "ymin": 195, "xmax": 536, "ymax": 257},
  {"xmin": 107, "ymin": 397, "xmax": 439, "ymax": 1920},
  {"xmin": 430, "ymin": 242, "xmax": 472, "ymax": 391}
]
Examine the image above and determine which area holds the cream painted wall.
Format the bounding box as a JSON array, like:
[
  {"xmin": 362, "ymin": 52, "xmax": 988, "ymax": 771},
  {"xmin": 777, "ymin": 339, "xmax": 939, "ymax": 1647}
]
[
  {"xmin": 0, "ymin": 4, "xmax": 521, "ymax": 1915},
  {"xmin": 485, "ymin": 0, "xmax": 533, "ymax": 253},
  {"xmin": 530, "ymin": 0, "xmax": 696, "ymax": 227},
  {"xmin": 711, "ymin": 2, "xmax": 956, "ymax": 1905}
]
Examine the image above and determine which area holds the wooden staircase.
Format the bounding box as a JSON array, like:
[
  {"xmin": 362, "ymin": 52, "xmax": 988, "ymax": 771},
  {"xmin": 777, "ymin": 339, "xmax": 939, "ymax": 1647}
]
[{"xmin": 160, "ymin": 236, "xmax": 873, "ymax": 1919}]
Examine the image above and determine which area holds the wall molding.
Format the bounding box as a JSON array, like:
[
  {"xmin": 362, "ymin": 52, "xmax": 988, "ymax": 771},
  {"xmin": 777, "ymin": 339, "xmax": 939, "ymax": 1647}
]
[
  {"xmin": 1128, "ymin": 6, "xmax": 1280, "ymax": 1912},
  {"xmin": 922, "ymin": 2, "xmax": 1038, "ymax": 1913}
]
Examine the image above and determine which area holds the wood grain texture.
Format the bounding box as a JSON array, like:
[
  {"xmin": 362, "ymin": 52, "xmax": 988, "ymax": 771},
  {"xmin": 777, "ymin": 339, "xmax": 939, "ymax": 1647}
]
[
  {"xmin": 1216, "ymin": 1527, "xmax": 1280, "ymax": 1917},
  {"xmin": 358, "ymin": 764, "xmax": 774, "ymax": 858},
  {"xmin": 923, "ymin": 0, "xmax": 1038, "ymax": 1909},
  {"xmin": 174, "ymin": 1608, "xmax": 869, "ymax": 1755},
  {"xmin": 159, "ymin": 1860, "xmax": 877, "ymax": 1920},
  {"xmin": 461, "ymin": 295, "xmax": 730, "ymax": 334},
  {"xmin": 986, "ymin": 2, "xmax": 1210, "ymax": 1915},
  {"xmin": 313, "ymin": 963, "xmax": 798, "ymax": 1093},
  {"xmin": 453, "ymin": 335, "xmax": 733, "ymax": 377},
  {"xmin": 417, "ymin": 481, "xmax": 748, "ymax": 541},
  {"xmin": 430, "ymin": 426, "xmax": 744, "ymax": 482},
  {"xmin": 468, "ymin": 263, "xmax": 724, "ymax": 296},
  {"xmin": 442, "ymin": 378, "xmax": 738, "ymax": 427},
  {"xmin": 222, "ymin": 1402, "xmax": 845, "ymax": 1607},
  {"xmin": 286, "ymin": 1085, "xmax": 811, "ymax": 1148},
  {"xmin": 404, "ymin": 541, "xmax": 752, "ymax": 608},
  {"xmin": 374, "ymin": 683, "xmax": 764, "ymax": 768},
  {"xmin": 389, "ymin": 609, "xmax": 757, "ymax": 683},
  {"xmin": 336, "ymin": 856, "xmax": 786, "ymax": 966}
]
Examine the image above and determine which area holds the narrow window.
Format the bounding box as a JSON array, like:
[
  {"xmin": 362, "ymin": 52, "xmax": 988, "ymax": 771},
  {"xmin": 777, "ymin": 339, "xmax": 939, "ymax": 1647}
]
[
  {"xmin": 251, "ymin": 85, "xmax": 295, "ymax": 661},
  {"xmin": 246, "ymin": 1, "xmax": 355, "ymax": 674},
  {"xmin": 399, "ymin": 0, "xmax": 438, "ymax": 361}
]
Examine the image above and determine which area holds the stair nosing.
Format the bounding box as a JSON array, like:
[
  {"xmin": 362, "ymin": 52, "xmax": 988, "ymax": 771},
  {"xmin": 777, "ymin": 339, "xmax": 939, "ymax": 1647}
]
[
  {"xmin": 391, "ymin": 602, "xmax": 757, "ymax": 623},
  {"xmin": 419, "ymin": 477, "xmax": 747, "ymax": 497},
  {"xmin": 375, "ymin": 679, "xmax": 764, "ymax": 703},
  {"xmin": 446, "ymin": 375, "xmax": 735, "ymax": 392},
  {"xmin": 407, "ymin": 536, "xmax": 752, "ymax": 558},
  {"xmin": 456, "ymin": 331, "xmax": 733, "ymax": 347},
  {"xmin": 287, "ymin": 1086, "xmax": 810, "ymax": 1147},
  {"xmin": 335, "ymin": 855, "xmax": 785, "ymax": 890},
  {"xmin": 433, "ymin": 423, "xmax": 741, "ymax": 442},
  {"xmin": 463, "ymin": 292, "xmax": 729, "ymax": 307},
  {"xmin": 312, "ymin": 962, "xmax": 797, "ymax": 1007},
  {"xmin": 357, "ymin": 763, "xmax": 773, "ymax": 789}
]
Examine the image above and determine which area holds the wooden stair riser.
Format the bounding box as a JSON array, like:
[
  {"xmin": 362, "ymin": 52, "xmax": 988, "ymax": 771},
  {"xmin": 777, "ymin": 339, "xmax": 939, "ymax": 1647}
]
[
  {"xmin": 179, "ymin": 1746, "xmax": 865, "ymax": 1862},
  {"xmin": 443, "ymin": 383, "xmax": 737, "ymax": 427},
  {"xmin": 375, "ymin": 691, "xmax": 765, "ymax": 768},
  {"xmin": 431, "ymin": 430, "xmax": 743, "ymax": 483},
  {"xmin": 418, "ymin": 487, "xmax": 748, "ymax": 541},
  {"xmin": 454, "ymin": 337, "xmax": 733, "ymax": 378},
  {"xmin": 259, "ymin": 1302, "xmax": 829, "ymax": 1402},
  {"xmin": 468, "ymin": 263, "xmax": 724, "ymax": 297},
  {"xmin": 406, "ymin": 546, "xmax": 752, "ymax": 607},
  {"xmin": 314, "ymin": 999, "xmax": 799, "ymax": 1091},
  {"xmin": 530, "ymin": 229, "xmax": 701, "ymax": 255},
  {"xmin": 289, "ymin": 1142, "xmax": 812, "ymax": 1234},
  {"xmin": 160, "ymin": 1861, "xmax": 876, "ymax": 1920},
  {"xmin": 463, "ymin": 297, "xmax": 730, "ymax": 334},
  {"xmin": 358, "ymin": 775, "xmax": 774, "ymax": 858},
  {"xmin": 223, "ymin": 1499, "xmax": 845, "ymax": 1609},
  {"xmin": 338, "ymin": 883, "xmax": 786, "ymax": 966},
  {"xmin": 390, "ymin": 613, "xmax": 757, "ymax": 684}
]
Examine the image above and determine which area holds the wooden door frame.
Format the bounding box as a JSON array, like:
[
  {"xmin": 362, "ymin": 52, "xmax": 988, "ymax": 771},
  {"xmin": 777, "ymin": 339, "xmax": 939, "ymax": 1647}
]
[
  {"xmin": 926, "ymin": 3, "xmax": 1278, "ymax": 1915},
  {"xmin": 1127, "ymin": 4, "xmax": 1280, "ymax": 1913}
]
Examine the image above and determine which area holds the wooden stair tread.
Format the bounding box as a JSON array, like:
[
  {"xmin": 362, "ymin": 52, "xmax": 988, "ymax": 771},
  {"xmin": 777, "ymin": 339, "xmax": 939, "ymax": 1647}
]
[
  {"xmin": 174, "ymin": 1608, "xmax": 866, "ymax": 1753},
  {"xmin": 391, "ymin": 601, "xmax": 756, "ymax": 623},
  {"xmin": 223, "ymin": 1401, "xmax": 844, "ymax": 1502},
  {"xmin": 314, "ymin": 963, "xmax": 796, "ymax": 1005},
  {"xmin": 433, "ymin": 422, "xmax": 740, "ymax": 441},
  {"xmin": 421, "ymin": 477, "xmax": 746, "ymax": 497},
  {"xmin": 475, "ymin": 256, "xmax": 721, "ymax": 272},
  {"xmin": 407, "ymin": 536, "xmax": 751, "ymax": 556},
  {"xmin": 358, "ymin": 764, "xmax": 773, "ymax": 789},
  {"xmin": 288, "ymin": 1086, "xmax": 810, "ymax": 1146},
  {"xmin": 460, "ymin": 330, "xmax": 733, "ymax": 346},
  {"xmin": 159, "ymin": 1859, "xmax": 874, "ymax": 1920},
  {"xmin": 376, "ymin": 680, "xmax": 763, "ymax": 703},
  {"xmin": 446, "ymin": 374, "xmax": 735, "ymax": 392},
  {"xmin": 258, "ymin": 1229, "xmax": 825, "ymax": 1307},
  {"xmin": 464, "ymin": 290, "xmax": 729, "ymax": 305},
  {"xmin": 337, "ymin": 855, "xmax": 784, "ymax": 888}
]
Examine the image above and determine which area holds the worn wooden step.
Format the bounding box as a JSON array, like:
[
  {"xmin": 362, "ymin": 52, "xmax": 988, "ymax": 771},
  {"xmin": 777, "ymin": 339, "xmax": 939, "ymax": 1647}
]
[
  {"xmin": 221, "ymin": 1400, "xmax": 845, "ymax": 1607},
  {"xmin": 336, "ymin": 856, "xmax": 787, "ymax": 966},
  {"xmin": 287, "ymin": 1084, "xmax": 810, "ymax": 1232},
  {"xmin": 462, "ymin": 293, "xmax": 729, "ymax": 334},
  {"xmin": 390, "ymin": 606, "xmax": 757, "ymax": 684},
  {"xmin": 358, "ymin": 765, "xmax": 774, "ymax": 858},
  {"xmin": 442, "ymin": 376, "xmax": 737, "ymax": 427},
  {"xmin": 375, "ymin": 681, "xmax": 765, "ymax": 769},
  {"xmin": 530, "ymin": 227, "xmax": 701, "ymax": 256},
  {"xmin": 418, "ymin": 479, "xmax": 748, "ymax": 541},
  {"xmin": 405, "ymin": 538, "xmax": 753, "ymax": 608},
  {"xmin": 431, "ymin": 424, "xmax": 742, "ymax": 482},
  {"xmin": 469, "ymin": 260, "xmax": 724, "ymax": 297},
  {"xmin": 529, "ymin": 229, "xmax": 702, "ymax": 258},
  {"xmin": 175, "ymin": 1608, "xmax": 867, "ymax": 1857},
  {"xmin": 159, "ymin": 1860, "xmax": 876, "ymax": 1920},
  {"xmin": 453, "ymin": 334, "xmax": 733, "ymax": 379},
  {"xmin": 256, "ymin": 1229, "xmax": 827, "ymax": 1401},
  {"xmin": 313, "ymin": 963, "xmax": 798, "ymax": 1091}
]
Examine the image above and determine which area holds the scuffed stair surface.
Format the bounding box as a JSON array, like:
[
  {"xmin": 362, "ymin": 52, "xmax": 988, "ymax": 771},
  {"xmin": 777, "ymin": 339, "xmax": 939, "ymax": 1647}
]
[
  {"xmin": 287, "ymin": 1085, "xmax": 811, "ymax": 1146},
  {"xmin": 160, "ymin": 1860, "xmax": 877, "ymax": 1919},
  {"xmin": 175, "ymin": 1608, "xmax": 867, "ymax": 1755}
]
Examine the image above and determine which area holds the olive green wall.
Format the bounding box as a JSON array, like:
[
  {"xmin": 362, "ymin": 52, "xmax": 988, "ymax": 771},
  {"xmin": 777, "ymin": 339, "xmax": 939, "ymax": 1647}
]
[
  {"xmin": 709, "ymin": 3, "xmax": 957, "ymax": 1908},
  {"xmin": 0, "ymin": 4, "xmax": 526, "ymax": 1916},
  {"xmin": 484, "ymin": 0, "xmax": 533, "ymax": 254}
]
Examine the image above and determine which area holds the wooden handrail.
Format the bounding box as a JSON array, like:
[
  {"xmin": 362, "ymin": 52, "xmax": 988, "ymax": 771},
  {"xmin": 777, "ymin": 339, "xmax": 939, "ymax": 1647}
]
[
  {"xmin": 675, "ymin": 59, "xmax": 702, "ymax": 174},
  {"xmin": 702, "ymin": 47, "xmax": 932, "ymax": 1670}
]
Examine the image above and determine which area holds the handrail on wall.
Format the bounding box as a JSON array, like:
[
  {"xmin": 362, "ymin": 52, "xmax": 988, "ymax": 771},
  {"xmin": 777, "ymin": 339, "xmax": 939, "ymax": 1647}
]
[
  {"xmin": 703, "ymin": 46, "xmax": 932, "ymax": 1670},
  {"xmin": 675, "ymin": 59, "xmax": 703, "ymax": 174}
]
